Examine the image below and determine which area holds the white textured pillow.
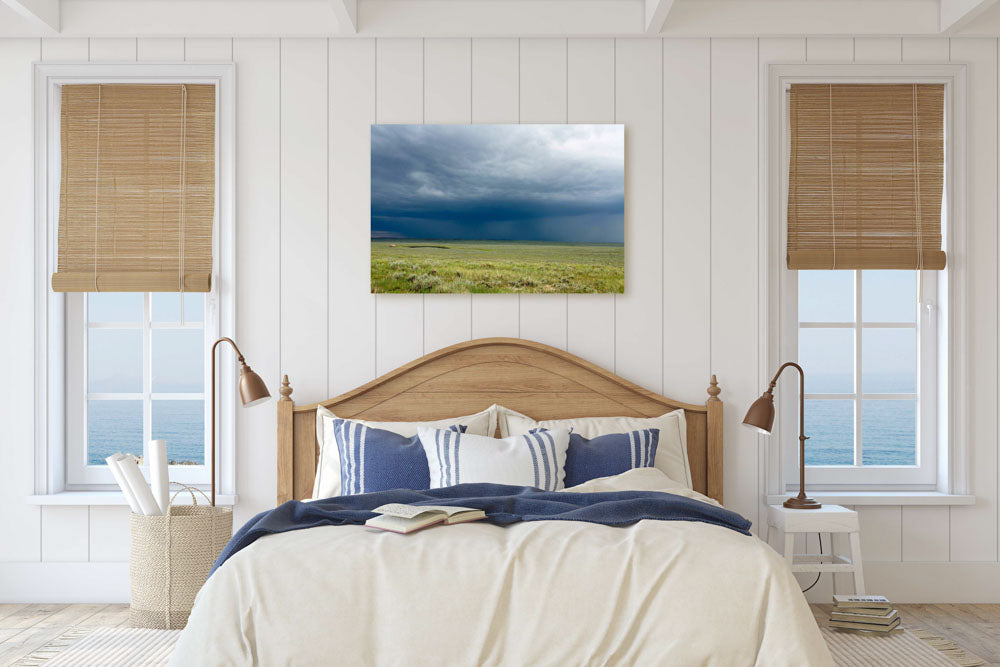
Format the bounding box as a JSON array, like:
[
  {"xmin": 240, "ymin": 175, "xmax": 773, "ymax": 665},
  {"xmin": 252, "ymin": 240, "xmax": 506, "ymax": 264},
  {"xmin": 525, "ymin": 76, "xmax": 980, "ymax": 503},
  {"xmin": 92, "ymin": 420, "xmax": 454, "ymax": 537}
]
[
  {"xmin": 498, "ymin": 406, "xmax": 692, "ymax": 489},
  {"xmin": 313, "ymin": 405, "xmax": 498, "ymax": 499},
  {"xmin": 418, "ymin": 427, "xmax": 570, "ymax": 491}
]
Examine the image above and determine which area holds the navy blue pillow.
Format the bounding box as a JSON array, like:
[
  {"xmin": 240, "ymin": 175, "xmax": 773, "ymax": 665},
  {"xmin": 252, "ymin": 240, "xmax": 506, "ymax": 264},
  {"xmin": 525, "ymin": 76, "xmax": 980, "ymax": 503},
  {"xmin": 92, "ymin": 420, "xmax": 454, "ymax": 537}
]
[
  {"xmin": 333, "ymin": 419, "xmax": 466, "ymax": 495},
  {"xmin": 553, "ymin": 428, "xmax": 660, "ymax": 487}
]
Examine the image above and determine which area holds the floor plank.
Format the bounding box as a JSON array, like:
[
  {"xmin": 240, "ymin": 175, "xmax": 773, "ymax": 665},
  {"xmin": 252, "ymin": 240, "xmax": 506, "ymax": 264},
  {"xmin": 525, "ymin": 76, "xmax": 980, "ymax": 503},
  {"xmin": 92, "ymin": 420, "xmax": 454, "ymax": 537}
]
[{"xmin": 812, "ymin": 603, "xmax": 1000, "ymax": 666}]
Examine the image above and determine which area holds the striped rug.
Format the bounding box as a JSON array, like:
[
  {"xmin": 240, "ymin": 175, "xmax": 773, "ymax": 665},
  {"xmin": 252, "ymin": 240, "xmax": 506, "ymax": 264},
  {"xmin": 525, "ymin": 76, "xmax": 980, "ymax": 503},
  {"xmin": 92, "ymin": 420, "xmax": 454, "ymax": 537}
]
[
  {"xmin": 12, "ymin": 627, "xmax": 180, "ymax": 667},
  {"xmin": 822, "ymin": 626, "xmax": 986, "ymax": 667}
]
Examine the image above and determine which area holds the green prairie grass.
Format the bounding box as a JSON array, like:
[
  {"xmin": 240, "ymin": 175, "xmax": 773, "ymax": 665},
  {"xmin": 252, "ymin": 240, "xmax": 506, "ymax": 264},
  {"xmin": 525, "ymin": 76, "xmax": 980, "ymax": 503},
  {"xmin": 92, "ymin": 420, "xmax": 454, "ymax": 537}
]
[{"xmin": 371, "ymin": 240, "xmax": 624, "ymax": 294}]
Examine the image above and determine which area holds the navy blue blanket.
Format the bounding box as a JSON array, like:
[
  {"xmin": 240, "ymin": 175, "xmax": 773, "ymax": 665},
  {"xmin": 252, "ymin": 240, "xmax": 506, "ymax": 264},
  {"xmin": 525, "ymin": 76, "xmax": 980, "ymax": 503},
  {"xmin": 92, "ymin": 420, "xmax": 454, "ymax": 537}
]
[{"xmin": 211, "ymin": 483, "xmax": 751, "ymax": 576}]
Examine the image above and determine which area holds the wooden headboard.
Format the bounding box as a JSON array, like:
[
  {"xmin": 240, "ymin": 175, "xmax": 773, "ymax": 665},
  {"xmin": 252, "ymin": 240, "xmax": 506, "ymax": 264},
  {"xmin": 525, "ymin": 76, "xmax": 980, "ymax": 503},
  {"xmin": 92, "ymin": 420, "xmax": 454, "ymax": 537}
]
[{"xmin": 277, "ymin": 338, "xmax": 723, "ymax": 505}]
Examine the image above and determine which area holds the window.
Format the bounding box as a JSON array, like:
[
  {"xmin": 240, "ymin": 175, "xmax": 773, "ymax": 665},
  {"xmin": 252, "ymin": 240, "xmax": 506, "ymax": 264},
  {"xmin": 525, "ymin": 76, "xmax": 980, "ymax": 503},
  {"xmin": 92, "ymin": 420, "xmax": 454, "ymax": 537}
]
[
  {"xmin": 33, "ymin": 63, "xmax": 235, "ymax": 497},
  {"xmin": 65, "ymin": 292, "xmax": 212, "ymax": 486},
  {"xmin": 765, "ymin": 63, "xmax": 967, "ymax": 494},
  {"xmin": 790, "ymin": 269, "xmax": 938, "ymax": 486}
]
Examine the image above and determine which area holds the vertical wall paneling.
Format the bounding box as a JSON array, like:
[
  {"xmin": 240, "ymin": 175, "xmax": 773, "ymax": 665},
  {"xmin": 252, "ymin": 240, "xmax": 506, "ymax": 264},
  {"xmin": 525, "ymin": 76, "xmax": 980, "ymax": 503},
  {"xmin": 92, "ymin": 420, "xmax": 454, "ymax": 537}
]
[
  {"xmin": 469, "ymin": 38, "xmax": 520, "ymax": 338},
  {"xmin": 758, "ymin": 37, "xmax": 806, "ymax": 532},
  {"xmin": 329, "ymin": 39, "xmax": 378, "ymax": 394},
  {"xmin": 518, "ymin": 38, "xmax": 569, "ymax": 349},
  {"xmin": 184, "ymin": 38, "xmax": 232, "ymax": 61},
  {"xmin": 565, "ymin": 38, "xmax": 616, "ymax": 371},
  {"xmin": 280, "ymin": 39, "xmax": 330, "ymax": 402},
  {"xmin": 137, "ymin": 38, "xmax": 184, "ymax": 61},
  {"xmin": 853, "ymin": 37, "xmax": 902, "ymax": 62},
  {"xmin": 423, "ymin": 38, "xmax": 473, "ymax": 354},
  {"xmin": 88, "ymin": 506, "xmax": 130, "ymax": 562},
  {"xmin": 40, "ymin": 507, "xmax": 88, "ymax": 562},
  {"xmin": 0, "ymin": 37, "xmax": 41, "ymax": 563},
  {"xmin": 662, "ymin": 38, "xmax": 711, "ymax": 404},
  {"xmin": 234, "ymin": 38, "xmax": 281, "ymax": 524},
  {"xmin": 710, "ymin": 38, "xmax": 759, "ymax": 529},
  {"xmin": 902, "ymin": 38, "xmax": 951, "ymax": 62},
  {"xmin": 614, "ymin": 39, "xmax": 663, "ymax": 391},
  {"xmin": 950, "ymin": 38, "xmax": 999, "ymax": 561},
  {"xmin": 88, "ymin": 38, "xmax": 136, "ymax": 61},
  {"xmin": 375, "ymin": 39, "xmax": 425, "ymax": 375},
  {"xmin": 858, "ymin": 506, "xmax": 903, "ymax": 562},
  {"xmin": 40, "ymin": 38, "xmax": 87, "ymax": 61},
  {"xmin": 805, "ymin": 37, "xmax": 854, "ymax": 62},
  {"xmin": 903, "ymin": 507, "xmax": 951, "ymax": 562}
]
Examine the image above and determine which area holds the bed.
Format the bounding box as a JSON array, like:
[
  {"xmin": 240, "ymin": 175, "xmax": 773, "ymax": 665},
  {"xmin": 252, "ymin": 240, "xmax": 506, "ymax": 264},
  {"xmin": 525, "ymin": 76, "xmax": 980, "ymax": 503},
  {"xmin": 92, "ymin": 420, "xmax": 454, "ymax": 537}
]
[{"xmin": 172, "ymin": 338, "xmax": 833, "ymax": 665}]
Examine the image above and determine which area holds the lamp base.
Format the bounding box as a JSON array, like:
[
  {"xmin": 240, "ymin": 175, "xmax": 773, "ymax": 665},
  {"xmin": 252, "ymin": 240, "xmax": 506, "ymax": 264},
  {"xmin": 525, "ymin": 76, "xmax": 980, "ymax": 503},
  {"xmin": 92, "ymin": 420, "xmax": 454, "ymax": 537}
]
[{"xmin": 783, "ymin": 496, "xmax": 822, "ymax": 510}]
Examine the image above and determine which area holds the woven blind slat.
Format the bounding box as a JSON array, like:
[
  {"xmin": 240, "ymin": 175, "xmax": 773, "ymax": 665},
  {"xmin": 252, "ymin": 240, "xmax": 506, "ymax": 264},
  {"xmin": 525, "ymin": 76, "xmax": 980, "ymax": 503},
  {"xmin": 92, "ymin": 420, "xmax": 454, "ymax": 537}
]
[
  {"xmin": 52, "ymin": 83, "xmax": 216, "ymax": 292},
  {"xmin": 787, "ymin": 83, "xmax": 946, "ymax": 271}
]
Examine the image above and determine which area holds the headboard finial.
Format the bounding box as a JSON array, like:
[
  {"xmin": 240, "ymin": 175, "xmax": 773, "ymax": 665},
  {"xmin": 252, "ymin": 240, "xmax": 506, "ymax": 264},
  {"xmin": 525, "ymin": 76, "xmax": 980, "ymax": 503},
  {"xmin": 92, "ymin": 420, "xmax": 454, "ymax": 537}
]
[
  {"xmin": 279, "ymin": 374, "xmax": 293, "ymax": 402},
  {"xmin": 707, "ymin": 374, "xmax": 721, "ymax": 401}
]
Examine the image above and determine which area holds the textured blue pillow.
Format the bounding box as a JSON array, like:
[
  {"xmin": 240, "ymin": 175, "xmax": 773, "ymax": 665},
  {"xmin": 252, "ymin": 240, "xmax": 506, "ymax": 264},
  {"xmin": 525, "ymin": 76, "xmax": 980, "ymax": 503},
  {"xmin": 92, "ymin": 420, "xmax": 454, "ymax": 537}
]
[
  {"xmin": 557, "ymin": 428, "xmax": 660, "ymax": 487},
  {"xmin": 333, "ymin": 419, "xmax": 466, "ymax": 496}
]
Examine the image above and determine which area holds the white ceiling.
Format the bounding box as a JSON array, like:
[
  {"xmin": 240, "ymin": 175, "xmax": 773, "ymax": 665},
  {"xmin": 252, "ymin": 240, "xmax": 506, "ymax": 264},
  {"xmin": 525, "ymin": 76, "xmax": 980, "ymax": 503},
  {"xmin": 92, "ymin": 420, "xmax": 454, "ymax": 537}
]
[{"xmin": 1, "ymin": 0, "xmax": 1000, "ymax": 38}]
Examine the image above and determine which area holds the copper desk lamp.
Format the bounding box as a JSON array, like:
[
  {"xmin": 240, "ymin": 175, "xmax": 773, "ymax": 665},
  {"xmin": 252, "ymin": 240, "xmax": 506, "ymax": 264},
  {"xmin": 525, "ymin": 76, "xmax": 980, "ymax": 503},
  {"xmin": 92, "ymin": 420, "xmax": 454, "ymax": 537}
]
[
  {"xmin": 210, "ymin": 337, "xmax": 271, "ymax": 506},
  {"xmin": 744, "ymin": 362, "xmax": 821, "ymax": 510}
]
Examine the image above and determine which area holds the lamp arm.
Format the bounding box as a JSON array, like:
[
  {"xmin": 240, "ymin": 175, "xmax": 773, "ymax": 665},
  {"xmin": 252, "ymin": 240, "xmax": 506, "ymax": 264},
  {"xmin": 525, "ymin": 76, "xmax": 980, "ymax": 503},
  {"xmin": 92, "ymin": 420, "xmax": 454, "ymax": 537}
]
[
  {"xmin": 767, "ymin": 361, "xmax": 812, "ymax": 503},
  {"xmin": 212, "ymin": 336, "xmax": 246, "ymax": 364}
]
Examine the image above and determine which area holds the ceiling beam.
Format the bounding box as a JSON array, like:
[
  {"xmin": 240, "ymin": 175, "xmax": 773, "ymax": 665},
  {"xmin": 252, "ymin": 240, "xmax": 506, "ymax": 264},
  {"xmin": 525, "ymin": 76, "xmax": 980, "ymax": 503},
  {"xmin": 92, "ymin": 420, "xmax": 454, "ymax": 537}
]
[
  {"xmin": 940, "ymin": 0, "xmax": 999, "ymax": 33},
  {"xmin": 644, "ymin": 0, "xmax": 676, "ymax": 33},
  {"xmin": 330, "ymin": 0, "xmax": 357, "ymax": 33},
  {"xmin": 1, "ymin": 0, "xmax": 59, "ymax": 32}
]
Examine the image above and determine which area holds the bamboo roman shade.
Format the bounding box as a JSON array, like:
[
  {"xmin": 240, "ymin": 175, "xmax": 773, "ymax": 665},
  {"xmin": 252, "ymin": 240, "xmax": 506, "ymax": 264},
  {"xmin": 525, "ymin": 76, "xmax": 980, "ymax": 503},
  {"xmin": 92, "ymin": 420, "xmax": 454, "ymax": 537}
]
[
  {"xmin": 52, "ymin": 83, "xmax": 216, "ymax": 292},
  {"xmin": 786, "ymin": 83, "xmax": 946, "ymax": 270}
]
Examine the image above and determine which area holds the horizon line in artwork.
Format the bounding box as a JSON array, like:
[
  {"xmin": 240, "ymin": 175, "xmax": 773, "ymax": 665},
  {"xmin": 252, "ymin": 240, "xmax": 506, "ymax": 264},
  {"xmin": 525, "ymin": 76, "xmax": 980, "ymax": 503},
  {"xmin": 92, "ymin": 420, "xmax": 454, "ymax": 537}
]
[{"xmin": 370, "ymin": 123, "xmax": 625, "ymax": 294}]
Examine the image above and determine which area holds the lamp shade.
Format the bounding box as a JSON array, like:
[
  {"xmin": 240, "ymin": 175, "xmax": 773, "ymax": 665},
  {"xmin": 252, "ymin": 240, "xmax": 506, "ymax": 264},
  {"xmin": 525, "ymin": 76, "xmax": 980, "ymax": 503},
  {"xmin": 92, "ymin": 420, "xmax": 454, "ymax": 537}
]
[
  {"xmin": 742, "ymin": 392, "xmax": 775, "ymax": 435},
  {"xmin": 238, "ymin": 364, "xmax": 271, "ymax": 407}
]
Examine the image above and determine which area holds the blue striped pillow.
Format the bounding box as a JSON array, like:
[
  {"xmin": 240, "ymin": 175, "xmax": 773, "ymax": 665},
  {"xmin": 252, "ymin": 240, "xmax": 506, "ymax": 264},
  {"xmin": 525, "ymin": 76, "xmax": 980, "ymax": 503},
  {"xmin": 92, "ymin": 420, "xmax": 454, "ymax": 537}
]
[
  {"xmin": 332, "ymin": 419, "xmax": 466, "ymax": 496},
  {"xmin": 551, "ymin": 428, "xmax": 660, "ymax": 487}
]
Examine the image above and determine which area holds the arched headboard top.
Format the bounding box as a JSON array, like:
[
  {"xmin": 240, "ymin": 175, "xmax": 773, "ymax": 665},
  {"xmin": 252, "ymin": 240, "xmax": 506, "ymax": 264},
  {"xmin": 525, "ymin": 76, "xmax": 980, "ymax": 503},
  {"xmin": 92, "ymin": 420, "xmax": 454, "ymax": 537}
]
[{"xmin": 277, "ymin": 338, "xmax": 723, "ymax": 504}]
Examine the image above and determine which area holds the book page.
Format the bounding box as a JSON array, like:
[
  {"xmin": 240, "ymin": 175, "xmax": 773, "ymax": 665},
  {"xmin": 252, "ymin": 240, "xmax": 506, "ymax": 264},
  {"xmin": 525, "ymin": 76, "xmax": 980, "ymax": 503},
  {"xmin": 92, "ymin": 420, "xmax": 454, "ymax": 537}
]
[{"xmin": 372, "ymin": 504, "xmax": 442, "ymax": 519}]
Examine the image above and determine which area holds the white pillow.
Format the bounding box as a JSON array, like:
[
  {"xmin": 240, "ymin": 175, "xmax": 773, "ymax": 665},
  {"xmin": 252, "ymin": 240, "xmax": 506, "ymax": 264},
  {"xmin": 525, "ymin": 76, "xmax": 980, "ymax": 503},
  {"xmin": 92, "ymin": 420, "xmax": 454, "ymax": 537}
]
[
  {"xmin": 498, "ymin": 406, "xmax": 692, "ymax": 489},
  {"xmin": 418, "ymin": 427, "xmax": 571, "ymax": 491},
  {"xmin": 313, "ymin": 404, "xmax": 498, "ymax": 498}
]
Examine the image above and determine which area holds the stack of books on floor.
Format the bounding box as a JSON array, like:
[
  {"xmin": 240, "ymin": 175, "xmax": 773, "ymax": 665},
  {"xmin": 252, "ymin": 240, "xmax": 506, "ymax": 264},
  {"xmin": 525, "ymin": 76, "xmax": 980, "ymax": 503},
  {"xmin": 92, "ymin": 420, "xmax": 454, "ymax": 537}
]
[{"xmin": 829, "ymin": 595, "xmax": 901, "ymax": 634}]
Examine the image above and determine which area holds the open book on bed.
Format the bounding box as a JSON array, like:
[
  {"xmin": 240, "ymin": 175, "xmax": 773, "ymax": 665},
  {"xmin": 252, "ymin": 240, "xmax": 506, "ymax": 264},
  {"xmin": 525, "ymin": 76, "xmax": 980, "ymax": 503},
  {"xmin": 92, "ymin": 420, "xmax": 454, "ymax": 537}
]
[{"xmin": 365, "ymin": 503, "xmax": 486, "ymax": 534}]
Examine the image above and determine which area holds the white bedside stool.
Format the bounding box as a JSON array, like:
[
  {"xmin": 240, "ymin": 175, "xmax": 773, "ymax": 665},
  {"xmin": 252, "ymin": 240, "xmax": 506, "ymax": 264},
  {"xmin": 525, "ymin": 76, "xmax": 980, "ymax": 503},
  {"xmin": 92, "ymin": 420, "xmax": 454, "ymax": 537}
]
[{"xmin": 766, "ymin": 504, "xmax": 865, "ymax": 595}]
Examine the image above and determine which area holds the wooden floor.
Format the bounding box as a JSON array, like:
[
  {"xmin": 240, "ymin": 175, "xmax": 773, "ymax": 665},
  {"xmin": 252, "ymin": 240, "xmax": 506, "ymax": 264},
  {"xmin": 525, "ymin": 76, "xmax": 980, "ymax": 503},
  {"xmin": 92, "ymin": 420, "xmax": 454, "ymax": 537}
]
[
  {"xmin": 0, "ymin": 603, "xmax": 129, "ymax": 666},
  {"xmin": 0, "ymin": 603, "xmax": 997, "ymax": 665},
  {"xmin": 812, "ymin": 603, "xmax": 1000, "ymax": 666}
]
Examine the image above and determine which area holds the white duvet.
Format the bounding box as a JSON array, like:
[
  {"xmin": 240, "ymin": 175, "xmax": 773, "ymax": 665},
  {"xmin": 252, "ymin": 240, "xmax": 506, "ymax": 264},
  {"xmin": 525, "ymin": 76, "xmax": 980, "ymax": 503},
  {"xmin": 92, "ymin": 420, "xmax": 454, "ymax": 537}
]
[{"xmin": 172, "ymin": 469, "xmax": 833, "ymax": 666}]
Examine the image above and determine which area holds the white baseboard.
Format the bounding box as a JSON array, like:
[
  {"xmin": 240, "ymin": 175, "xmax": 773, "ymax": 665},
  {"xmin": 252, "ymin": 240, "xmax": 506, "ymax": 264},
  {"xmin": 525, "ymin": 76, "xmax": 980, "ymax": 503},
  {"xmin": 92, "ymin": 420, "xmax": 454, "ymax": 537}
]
[
  {"xmin": 0, "ymin": 562, "xmax": 129, "ymax": 603},
  {"xmin": 805, "ymin": 561, "xmax": 1000, "ymax": 603}
]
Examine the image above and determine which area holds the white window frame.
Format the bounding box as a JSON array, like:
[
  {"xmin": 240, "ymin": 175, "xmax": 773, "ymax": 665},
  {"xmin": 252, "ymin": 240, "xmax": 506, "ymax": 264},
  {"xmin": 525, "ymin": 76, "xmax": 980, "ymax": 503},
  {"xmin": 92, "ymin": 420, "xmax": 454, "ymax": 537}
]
[
  {"xmin": 762, "ymin": 63, "xmax": 969, "ymax": 495},
  {"xmin": 789, "ymin": 270, "xmax": 936, "ymax": 486},
  {"xmin": 65, "ymin": 292, "xmax": 214, "ymax": 486},
  {"xmin": 33, "ymin": 63, "xmax": 236, "ymax": 496}
]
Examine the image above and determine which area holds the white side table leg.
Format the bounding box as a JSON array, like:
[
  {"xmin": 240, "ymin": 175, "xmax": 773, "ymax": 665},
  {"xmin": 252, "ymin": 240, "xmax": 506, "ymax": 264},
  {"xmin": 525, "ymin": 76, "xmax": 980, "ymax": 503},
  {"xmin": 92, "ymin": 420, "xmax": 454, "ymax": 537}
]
[
  {"xmin": 784, "ymin": 532, "xmax": 795, "ymax": 566},
  {"xmin": 849, "ymin": 531, "xmax": 866, "ymax": 594},
  {"xmin": 827, "ymin": 533, "xmax": 838, "ymax": 596},
  {"xmin": 765, "ymin": 524, "xmax": 773, "ymax": 549}
]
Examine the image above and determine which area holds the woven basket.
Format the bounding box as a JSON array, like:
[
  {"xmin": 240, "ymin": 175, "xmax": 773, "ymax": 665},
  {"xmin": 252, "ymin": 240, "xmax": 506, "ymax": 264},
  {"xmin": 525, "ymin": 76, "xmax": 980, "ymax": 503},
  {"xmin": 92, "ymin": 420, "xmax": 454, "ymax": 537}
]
[{"xmin": 129, "ymin": 486, "xmax": 232, "ymax": 629}]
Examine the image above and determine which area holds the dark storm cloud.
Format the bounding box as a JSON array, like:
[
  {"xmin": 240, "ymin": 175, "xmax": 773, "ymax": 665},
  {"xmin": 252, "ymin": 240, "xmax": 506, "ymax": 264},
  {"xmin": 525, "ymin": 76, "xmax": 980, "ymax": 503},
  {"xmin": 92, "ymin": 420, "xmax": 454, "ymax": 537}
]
[{"xmin": 370, "ymin": 124, "xmax": 624, "ymax": 243}]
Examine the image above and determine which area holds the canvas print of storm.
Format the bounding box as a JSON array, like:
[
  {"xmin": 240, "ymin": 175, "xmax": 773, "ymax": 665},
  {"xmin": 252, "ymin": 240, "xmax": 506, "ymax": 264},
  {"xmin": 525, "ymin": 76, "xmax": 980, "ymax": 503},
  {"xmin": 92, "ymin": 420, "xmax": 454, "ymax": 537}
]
[{"xmin": 370, "ymin": 124, "xmax": 625, "ymax": 294}]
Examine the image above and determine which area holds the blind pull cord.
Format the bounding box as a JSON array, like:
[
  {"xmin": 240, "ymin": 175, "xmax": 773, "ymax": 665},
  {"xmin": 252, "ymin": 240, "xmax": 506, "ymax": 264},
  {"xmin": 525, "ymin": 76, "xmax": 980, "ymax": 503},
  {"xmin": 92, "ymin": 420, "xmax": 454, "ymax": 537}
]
[
  {"xmin": 93, "ymin": 84, "xmax": 102, "ymax": 292},
  {"xmin": 828, "ymin": 84, "xmax": 836, "ymax": 270},
  {"xmin": 178, "ymin": 85, "xmax": 188, "ymax": 294}
]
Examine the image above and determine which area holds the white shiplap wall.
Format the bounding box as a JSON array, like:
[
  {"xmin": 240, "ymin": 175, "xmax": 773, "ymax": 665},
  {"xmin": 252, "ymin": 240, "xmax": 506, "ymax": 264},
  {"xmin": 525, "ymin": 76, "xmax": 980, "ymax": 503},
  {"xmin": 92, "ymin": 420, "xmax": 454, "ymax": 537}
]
[{"xmin": 1, "ymin": 35, "xmax": 999, "ymax": 602}]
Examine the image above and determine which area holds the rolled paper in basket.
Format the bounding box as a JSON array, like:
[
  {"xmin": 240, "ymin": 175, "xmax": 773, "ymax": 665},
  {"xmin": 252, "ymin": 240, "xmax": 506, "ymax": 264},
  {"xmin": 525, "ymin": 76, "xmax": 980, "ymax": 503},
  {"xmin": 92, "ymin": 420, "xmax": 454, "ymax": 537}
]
[
  {"xmin": 117, "ymin": 454, "xmax": 162, "ymax": 516},
  {"xmin": 149, "ymin": 440, "xmax": 169, "ymax": 516},
  {"xmin": 106, "ymin": 454, "xmax": 142, "ymax": 514}
]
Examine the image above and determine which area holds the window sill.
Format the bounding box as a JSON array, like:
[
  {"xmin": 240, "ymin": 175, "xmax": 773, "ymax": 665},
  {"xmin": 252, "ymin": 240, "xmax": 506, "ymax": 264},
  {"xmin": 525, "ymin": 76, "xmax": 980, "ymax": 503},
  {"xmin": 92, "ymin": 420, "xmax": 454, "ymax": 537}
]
[
  {"xmin": 766, "ymin": 492, "xmax": 975, "ymax": 506},
  {"xmin": 27, "ymin": 492, "xmax": 238, "ymax": 507}
]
